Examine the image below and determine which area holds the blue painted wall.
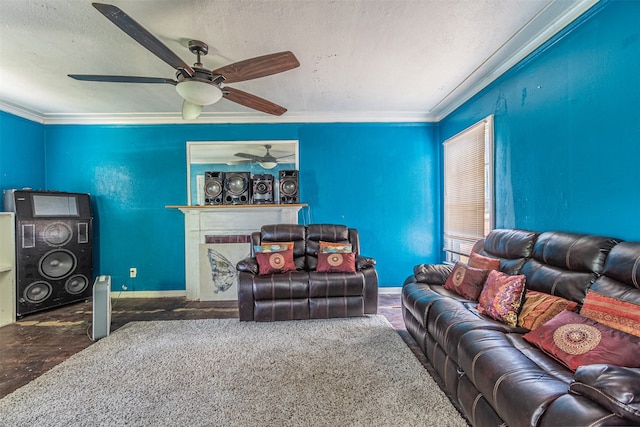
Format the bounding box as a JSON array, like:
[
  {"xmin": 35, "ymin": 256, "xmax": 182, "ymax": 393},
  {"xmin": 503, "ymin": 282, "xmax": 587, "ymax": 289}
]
[
  {"xmin": 0, "ymin": 112, "xmax": 45, "ymax": 192},
  {"xmin": 4, "ymin": 0, "xmax": 638, "ymax": 294},
  {"xmin": 440, "ymin": 0, "xmax": 640, "ymax": 240},
  {"xmin": 42, "ymin": 122, "xmax": 439, "ymax": 290}
]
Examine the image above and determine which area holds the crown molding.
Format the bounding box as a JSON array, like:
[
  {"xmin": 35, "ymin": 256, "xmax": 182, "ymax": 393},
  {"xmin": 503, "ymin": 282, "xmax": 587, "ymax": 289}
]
[
  {"xmin": 431, "ymin": 0, "xmax": 599, "ymax": 121},
  {"xmin": 1, "ymin": 107, "xmax": 436, "ymax": 125},
  {"xmin": 0, "ymin": 100, "xmax": 45, "ymax": 124},
  {"xmin": 1, "ymin": 0, "xmax": 598, "ymax": 126}
]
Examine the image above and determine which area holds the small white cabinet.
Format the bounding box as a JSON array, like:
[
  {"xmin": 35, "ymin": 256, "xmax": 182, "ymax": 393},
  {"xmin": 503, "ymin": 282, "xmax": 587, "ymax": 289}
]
[{"xmin": 0, "ymin": 213, "xmax": 16, "ymax": 326}]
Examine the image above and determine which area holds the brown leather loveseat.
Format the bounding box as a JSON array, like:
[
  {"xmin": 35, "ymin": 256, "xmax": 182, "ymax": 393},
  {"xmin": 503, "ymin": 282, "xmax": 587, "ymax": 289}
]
[
  {"xmin": 402, "ymin": 228, "xmax": 640, "ymax": 426},
  {"xmin": 237, "ymin": 224, "xmax": 378, "ymax": 321}
]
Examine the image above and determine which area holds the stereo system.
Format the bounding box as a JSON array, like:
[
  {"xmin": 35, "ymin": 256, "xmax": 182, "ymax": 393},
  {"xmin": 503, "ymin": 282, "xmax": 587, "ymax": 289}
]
[
  {"xmin": 202, "ymin": 170, "xmax": 299, "ymax": 205},
  {"xmin": 252, "ymin": 174, "xmax": 274, "ymax": 204},
  {"xmin": 3, "ymin": 189, "xmax": 94, "ymax": 317},
  {"xmin": 224, "ymin": 172, "xmax": 252, "ymax": 205},
  {"xmin": 279, "ymin": 170, "xmax": 299, "ymax": 204},
  {"xmin": 204, "ymin": 171, "xmax": 225, "ymax": 205}
]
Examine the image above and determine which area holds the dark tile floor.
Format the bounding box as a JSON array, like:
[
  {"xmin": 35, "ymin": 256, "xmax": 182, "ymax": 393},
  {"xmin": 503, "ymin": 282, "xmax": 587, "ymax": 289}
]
[{"xmin": 0, "ymin": 293, "xmax": 431, "ymax": 399}]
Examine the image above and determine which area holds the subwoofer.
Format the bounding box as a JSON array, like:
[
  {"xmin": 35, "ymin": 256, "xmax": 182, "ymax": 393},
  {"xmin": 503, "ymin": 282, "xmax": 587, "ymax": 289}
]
[
  {"xmin": 279, "ymin": 170, "xmax": 299, "ymax": 204},
  {"xmin": 4, "ymin": 190, "xmax": 93, "ymax": 317},
  {"xmin": 204, "ymin": 171, "xmax": 224, "ymax": 205},
  {"xmin": 224, "ymin": 172, "xmax": 251, "ymax": 205},
  {"xmin": 252, "ymin": 174, "xmax": 274, "ymax": 204}
]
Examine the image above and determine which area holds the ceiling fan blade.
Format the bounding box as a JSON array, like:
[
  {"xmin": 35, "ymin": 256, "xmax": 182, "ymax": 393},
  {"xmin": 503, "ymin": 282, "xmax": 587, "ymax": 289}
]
[
  {"xmin": 182, "ymin": 100, "xmax": 203, "ymax": 120},
  {"xmin": 234, "ymin": 152, "xmax": 264, "ymax": 161},
  {"xmin": 92, "ymin": 3, "xmax": 194, "ymax": 76},
  {"xmin": 213, "ymin": 51, "xmax": 300, "ymax": 84},
  {"xmin": 223, "ymin": 87, "xmax": 287, "ymax": 116},
  {"xmin": 68, "ymin": 74, "xmax": 177, "ymax": 85}
]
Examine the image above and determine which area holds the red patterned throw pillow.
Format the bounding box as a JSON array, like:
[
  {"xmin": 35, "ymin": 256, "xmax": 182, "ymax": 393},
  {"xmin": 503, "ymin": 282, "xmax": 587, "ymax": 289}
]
[
  {"xmin": 468, "ymin": 252, "xmax": 501, "ymax": 271},
  {"xmin": 523, "ymin": 310, "xmax": 640, "ymax": 371},
  {"xmin": 255, "ymin": 249, "xmax": 296, "ymax": 275},
  {"xmin": 316, "ymin": 252, "xmax": 356, "ymax": 273},
  {"xmin": 477, "ymin": 270, "xmax": 526, "ymax": 327},
  {"xmin": 443, "ymin": 262, "xmax": 490, "ymax": 301},
  {"xmin": 518, "ymin": 291, "xmax": 579, "ymax": 330},
  {"xmin": 580, "ymin": 290, "xmax": 640, "ymax": 337}
]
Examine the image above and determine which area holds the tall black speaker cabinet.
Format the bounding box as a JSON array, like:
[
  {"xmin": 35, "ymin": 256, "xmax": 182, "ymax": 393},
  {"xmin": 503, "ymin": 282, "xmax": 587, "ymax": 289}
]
[{"xmin": 3, "ymin": 190, "xmax": 93, "ymax": 317}]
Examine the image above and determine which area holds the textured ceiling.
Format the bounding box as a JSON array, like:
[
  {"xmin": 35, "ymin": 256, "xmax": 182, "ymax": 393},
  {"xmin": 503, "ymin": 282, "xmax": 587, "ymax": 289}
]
[{"xmin": 0, "ymin": 0, "xmax": 596, "ymax": 124}]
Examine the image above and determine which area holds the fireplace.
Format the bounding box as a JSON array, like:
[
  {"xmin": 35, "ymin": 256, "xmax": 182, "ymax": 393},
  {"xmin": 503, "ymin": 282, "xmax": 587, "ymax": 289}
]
[{"xmin": 169, "ymin": 205, "xmax": 304, "ymax": 300}]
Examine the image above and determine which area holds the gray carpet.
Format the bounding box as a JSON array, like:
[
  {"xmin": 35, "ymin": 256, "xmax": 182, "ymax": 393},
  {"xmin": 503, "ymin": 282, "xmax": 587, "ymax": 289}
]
[{"xmin": 0, "ymin": 316, "xmax": 466, "ymax": 427}]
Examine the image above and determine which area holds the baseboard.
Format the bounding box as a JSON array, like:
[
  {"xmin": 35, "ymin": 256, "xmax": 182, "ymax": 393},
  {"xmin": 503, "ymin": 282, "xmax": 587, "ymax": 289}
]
[
  {"xmin": 111, "ymin": 290, "xmax": 187, "ymax": 299},
  {"xmin": 378, "ymin": 287, "xmax": 402, "ymax": 294}
]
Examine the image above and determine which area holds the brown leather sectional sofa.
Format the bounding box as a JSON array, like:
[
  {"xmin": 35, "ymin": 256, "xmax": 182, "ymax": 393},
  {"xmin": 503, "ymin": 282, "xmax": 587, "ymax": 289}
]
[
  {"xmin": 237, "ymin": 224, "xmax": 378, "ymax": 321},
  {"xmin": 402, "ymin": 229, "xmax": 640, "ymax": 426}
]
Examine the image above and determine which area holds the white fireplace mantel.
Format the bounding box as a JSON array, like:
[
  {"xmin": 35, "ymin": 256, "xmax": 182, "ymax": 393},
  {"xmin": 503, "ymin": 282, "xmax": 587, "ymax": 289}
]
[{"xmin": 168, "ymin": 204, "xmax": 305, "ymax": 300}]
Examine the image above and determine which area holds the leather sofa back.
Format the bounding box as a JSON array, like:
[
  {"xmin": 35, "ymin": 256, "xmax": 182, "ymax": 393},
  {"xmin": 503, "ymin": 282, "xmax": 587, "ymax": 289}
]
[
  {"xmin": 255, "ymin": 224, "xmax": 306, "ymax": 270},
  {"xmin": 305, "ymin": 224, "xmax": 359, "ymax": 270},
  {"xmin": 590, "ymin": 241, "xmax": 640, "ymax": 305},
  {"xmin": 253, "ymin": 224, "xmax": 360, "ymax": 271},
  {"xmin": 521, "ymin": 231, "xmax": 620, "ymax": 303},
  {"xmin": 474, "ymin": 228, "xmax": 539, "ymax": 275}
]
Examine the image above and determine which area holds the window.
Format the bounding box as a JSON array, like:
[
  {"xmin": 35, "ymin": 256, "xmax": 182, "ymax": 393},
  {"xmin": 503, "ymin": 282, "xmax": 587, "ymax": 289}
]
[{"xmin": 443, "ymin": 115, "xmax": 494, "ymax": 263}]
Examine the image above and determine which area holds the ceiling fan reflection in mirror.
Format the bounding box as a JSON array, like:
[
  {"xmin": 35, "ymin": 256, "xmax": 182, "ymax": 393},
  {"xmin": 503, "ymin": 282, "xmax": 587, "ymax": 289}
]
[
  {"xmin": 234, "ymin": 145, "xmax": 294, "ymax": 169},
  {"xmin": 68, "ymin": 3, "xmax": 300, "ymax": 120}
]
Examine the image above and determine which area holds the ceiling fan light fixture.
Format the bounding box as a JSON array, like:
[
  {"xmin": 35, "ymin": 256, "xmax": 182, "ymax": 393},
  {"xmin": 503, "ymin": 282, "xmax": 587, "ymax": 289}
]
[
  {"xmin": 176, "ymin": 80, "xmax": 223, "ymax": 106},
  {"xmin": 182, "ymin": 101, "xmax": 203, "ymax": 120},
  {"xmin": 259, "ymin": 161, "xmax": 278, "ymax": 169}
]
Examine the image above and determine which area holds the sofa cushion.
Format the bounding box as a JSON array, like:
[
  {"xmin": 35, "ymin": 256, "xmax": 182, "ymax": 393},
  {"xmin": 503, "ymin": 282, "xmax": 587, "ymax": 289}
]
[
  {"xmin": 590, "ymin": 241, "xmax": 640, "ymax": 306},
  {"xmin": 468, "ymin": 252, "xmax": 500, "ymax": 270},
  {"xmin": 570, "ymin": 364, "xmax": 640, "ymax": 423},
  {"xmin": 309, "ymin": 271, "xmax": 365, "ymax": 297},
  {"xmin": 518, "ymin": 290, "xmax": 578, "ymax": 330},
  {"xmin": 477, "ymin": 270, "xmax": 526, "ymax": 327},
  {"xmin": 479, "ymin": 228, "xmax": 539, "ymax": 275},
  {"xmin": 523, "ymin": 310, "xmax": 640, "ymax": 371},
  {"xmin": 251, "ymin": 271, "xmax": 310, "ymax": 300},
  {"xmin": 305, "ymin": 224, "xmax": 353, "ymax": 270},
  {"xmin": 456, "ymin": 329, "xmax": 570, "ymax": 427},
  {"xmin": 413, "ymin": 263, "xmax": 453, "ymax": 285},
  {"xmin": 316, "ymin": 252, "xmax": 356, "ymax": 273},
  {"xmin": 521, "ymin": 232, "xmax": 621, "ymax": 304},
  {"xmin": 256, "ymin": 250, "xmax": 297, "ymax": 275},
  {"xmin": 443, "ymin": 262, "xmax": 489, "ymax": 300}
]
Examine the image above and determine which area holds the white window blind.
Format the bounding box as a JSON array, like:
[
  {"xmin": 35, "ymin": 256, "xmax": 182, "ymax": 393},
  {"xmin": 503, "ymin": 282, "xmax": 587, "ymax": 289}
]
[{"xmin": 443, "ymin": 115, "xmax": 494, "ymax": 262}]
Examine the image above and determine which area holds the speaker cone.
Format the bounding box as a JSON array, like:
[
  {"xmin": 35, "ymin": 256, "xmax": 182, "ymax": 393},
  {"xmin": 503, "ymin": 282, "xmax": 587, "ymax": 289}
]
[
  {"xmin": 281, "ymin": 179, "xmax": 297, "ymax": 195},
  {"xmin": 43, "ymin": 222, "xmax": 73, "ymax": 246},
  {"xmin": 23, "ymin": 281, "xmax": 53, "ymax": 304},
  {"xmin": 204, "ymin": 180, "xmax": 222, "ymax": 198},
  {"xmin": 226, "ymin": 175, "xmax": 248, "ymax": 195},
  {"xmin": 66, "ymin": 274, "xmax": 89, "ymax": 295},
  {"xmin": 39, "ymin": 249, "xmax": 77, "ymax": 279}
]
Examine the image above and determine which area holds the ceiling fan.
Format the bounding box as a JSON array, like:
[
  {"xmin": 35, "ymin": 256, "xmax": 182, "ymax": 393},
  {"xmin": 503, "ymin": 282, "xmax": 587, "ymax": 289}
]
[
  {"xmin": 68, "ymin": 3, "xmax": 300, "ymax": 119},
  {"xmin": 234, "ymin": 145, "xmax": 294, "ymax": 169}
]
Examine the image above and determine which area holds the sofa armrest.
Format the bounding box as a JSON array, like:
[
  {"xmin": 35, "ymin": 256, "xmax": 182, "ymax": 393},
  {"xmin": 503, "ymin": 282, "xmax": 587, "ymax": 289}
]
[
  {"xmin": 236, "ymin": 257, "xmax": 259, "ymax": 275},
  {"xmin": 569, "ymin": 364, "xmax": 640, "ymax": 423},
  {"xmin": 356, "ymin": 255, "xmax": 376, "ymax": 271},
  {"xmin": 413, "ymin": 263, "xmax": 453, "ymax": 285}
]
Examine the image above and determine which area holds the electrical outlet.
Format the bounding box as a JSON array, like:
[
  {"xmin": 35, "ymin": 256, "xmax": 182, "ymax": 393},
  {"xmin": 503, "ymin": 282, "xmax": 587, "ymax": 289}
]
[
  {"xmin": 129, "ymin": 267, "xmax": 137, "ymax": 278},
  {"xmin": 121, "ymin": 284, "xmax": 128, "ymax": 291}
]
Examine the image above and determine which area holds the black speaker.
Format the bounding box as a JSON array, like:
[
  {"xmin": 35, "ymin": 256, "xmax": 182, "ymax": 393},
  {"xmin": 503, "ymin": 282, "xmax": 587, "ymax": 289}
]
[
  {"xmin": 252, "ymin": 174, "xmax": 274, "ymax": 204},
  {"xmin": 4, "ymin": 190, "xmax": 93, "ymax": 317},
  {"xmin": 224, "ymin": 172, "xmax": 251, "ymax": 205},
  {"xmin": 279, "ymin": 170, "xmax": 299, "ymax": 204},
  {"xmin": 204, "ymin": 171, "xmax": 225, "ymax": 205}
]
